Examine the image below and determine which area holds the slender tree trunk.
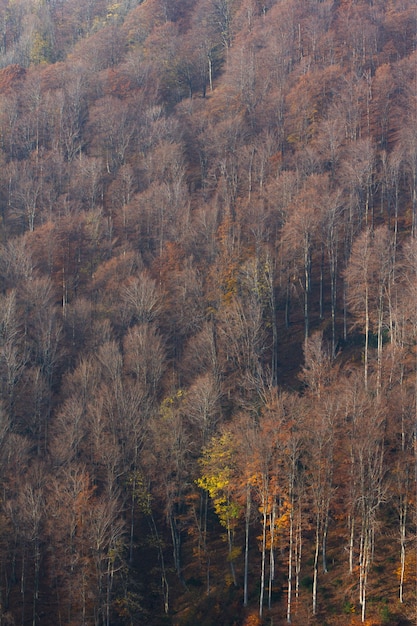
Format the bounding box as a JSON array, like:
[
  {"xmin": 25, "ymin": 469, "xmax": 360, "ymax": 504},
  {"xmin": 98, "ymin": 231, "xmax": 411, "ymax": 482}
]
[
  {"xmin": 330, "ymin": 256, "xmax": 337, "ymax": 356},
  {"xmin": 33, "ymin": 539, "xmax": 40, "ymax": 626},
  {"xmin": 129, "ymin": 473, "xmax": 136, "ymax": 564},
  {"xmin": 399, "ymin": 413, "xmax": 409, "ymax": 604},
  {"xmin": 268, "ymin": 502, "xmax": 276, "ymax": 610},
  {"xmin": 227, "ymin": 523, "xmax": 237, "ymax": 587},
  {"xmin": 312, "ymin": 515, "xmax": 320, "ymax": 616},
  {"xmin": 244, "ymin": 484, "xmax": 251, "ymax": 607},
  {"xmin": 343, "ymin": 277, "xmax": 347, "ymax": 342},
  {"xmin": 149, "ymin": 512, "xmax": 169, "ymax": 613},
  {"xmin": 259, "ymin": 506, "xmax": 267, "ymax": 618},
  {"xmin": 304, "ymin": 242, "xmax": 311, "ymax": 343},
  {"xmin": 399, "ymin": 496, "xmax": 407, "ymax": 603},
  {"xmin": 169, "ymin": 513, "xmax": 182, "ymax": 580},
  {"xmin": 393, "ymin": 180, "xmax": 399, "ymax": 264},
  {"xmin": 376, "ymin": 297, "xmax": 383, "ymax": 397},
  {"xmin": 359, "ymin": 518, "xmax": 371, "ymax": 623},
  {"xmin": 208, "ymin": 56, "xmax": 213, "ymax": 93},
  {"xmin": 364, "ymin": 280, "xmax": 369, "ymax": 391},
  {"xmin": 349, "ymin": 514, "xmax": 355, "ymax": 575},
  {"xmin": 295, "ymin": 500, "xmax": 302, "ymax": 604},
  {"xmin": 319, "ymin": 245, "xmax": 324, "ymax": 321},
  {"xmin": 322, "ymin": 509, "xmax": 329, "ymax": 574},
  {"xmin": 287, "ymin": 503, "xmax": 294, "ymax": 623}
]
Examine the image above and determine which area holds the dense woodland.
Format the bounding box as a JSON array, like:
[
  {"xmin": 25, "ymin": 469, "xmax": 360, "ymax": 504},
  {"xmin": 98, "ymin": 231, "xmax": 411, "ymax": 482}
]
[{"xmin": 0, "ymin": 0, "xmax": 417, "ymax": 624}]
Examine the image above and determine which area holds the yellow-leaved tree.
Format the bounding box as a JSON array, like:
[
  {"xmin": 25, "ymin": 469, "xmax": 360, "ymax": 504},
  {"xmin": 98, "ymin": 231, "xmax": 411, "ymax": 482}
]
[{"xmin": 197, "ymin": 431, "xmax": 241, "ymax": 587}]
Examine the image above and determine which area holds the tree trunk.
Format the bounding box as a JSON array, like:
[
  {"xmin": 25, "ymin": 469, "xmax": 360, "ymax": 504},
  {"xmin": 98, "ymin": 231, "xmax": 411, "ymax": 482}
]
[
  {"xmin": 319, "ymin": 245, "xmax": 324, "ymax": 321},
  {"xmin": 149, "ymin": 512, "xmax": 169, "ymax": 613},
  {"xmin": 304, "ymin": 241, "xmax": 311, "ymax": 343},
  {"xmin": 364, "ymin": 280, "xmax": 369, "ymax": 391},
  {"xmin": 169, "ymin": 513, "xmax": 182, "ymax": 580},
  {"xmin": 227, "ymin": 523, "xmax": 237, "ymax": 587},
  {"xmin": 259, "ymin": 507, "xmax": 267, "ymax": 618},
  {"xmin": 33, "ymin": 539, "xmax": 40, "ymax": 626},
  {"xmin": 287, "ymin": 503, "xmax": 294, "ymax": 623},
  {"xmin": 322, "ymin": 509, "xmax": 329, "ymax": 574},
  {"xmin": 295, "ymin": 502, "xmax": 302, "ymax": 604},
  {"xmin": 244, "ymin": 484, "xmax": 251, "ymax": 607},
  {"xmin": 349, "ymin": 514, "xmax": 355, "ymax": 575},
  {"xmin": 312, "ymin": 515, "xmax": 320, "ymax": 616},
  {"xmin": 359, "ymin": 519, "xmax": 371, "ymax": 623},
  {"xmin": 268, "ymin": 502, "xmax": 276, "ymax": 609},
  {"xmin": 399, "ymin": 497, "xmax": 407, "ymax": 603}
]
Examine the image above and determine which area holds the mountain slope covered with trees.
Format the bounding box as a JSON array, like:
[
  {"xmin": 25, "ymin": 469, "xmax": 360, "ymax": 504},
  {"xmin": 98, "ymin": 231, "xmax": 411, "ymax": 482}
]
[{"xmin": 0, "ymin": 0, "xmax": 416, "ymax": 624}]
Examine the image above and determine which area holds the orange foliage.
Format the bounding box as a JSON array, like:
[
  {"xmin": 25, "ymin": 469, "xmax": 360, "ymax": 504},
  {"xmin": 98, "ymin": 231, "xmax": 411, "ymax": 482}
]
[
  {"xmin": 103, "ymin": 68, "xmax": 137, "ymax": 99},
  {"xmin": 151, "ymin": 241, "xmax": 186, "ymax": 282},
  {"xmin": 243, "ymin": 612, "xmax": 261, "ymax": 626},
  {"xmin": 0, "ymin": 64, "xmax": 26, "ymax": 93}
]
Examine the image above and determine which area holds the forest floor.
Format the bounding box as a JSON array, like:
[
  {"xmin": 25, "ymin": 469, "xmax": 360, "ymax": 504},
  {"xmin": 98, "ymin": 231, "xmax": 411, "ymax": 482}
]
[{"xmin": 168, "ymin": 523, "xmax": 416, "ymax": 626}]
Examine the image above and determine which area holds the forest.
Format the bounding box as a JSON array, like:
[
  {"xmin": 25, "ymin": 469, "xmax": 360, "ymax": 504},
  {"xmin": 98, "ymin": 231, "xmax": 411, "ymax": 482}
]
[{"xmin": 0, "ymin": 0, "xmax": 416, "ymax": 624}]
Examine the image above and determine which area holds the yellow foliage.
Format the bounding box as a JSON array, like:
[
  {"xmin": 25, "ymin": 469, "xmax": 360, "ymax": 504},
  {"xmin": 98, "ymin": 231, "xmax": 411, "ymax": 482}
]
[
  {"xmin": 30, "ymin": 32, "xmax": 51, "ymax": 65},
  {"xmin": 128, "ymin": 471, "xmax": 152, "ymax": 515},
  {"xmin": 197, "ymin": 432, "xmax": 241, "ymax": 530},
  {"xmin": 160, "ymin": 389, "xmax": 185, "ymax": 419},
  {"xmin": 395, "ymin": 551, "xmax": 416, "ymax": 583},
  {"xmin": 107, "ymin": 2, "xmax": 121, "ymax": 19}
]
